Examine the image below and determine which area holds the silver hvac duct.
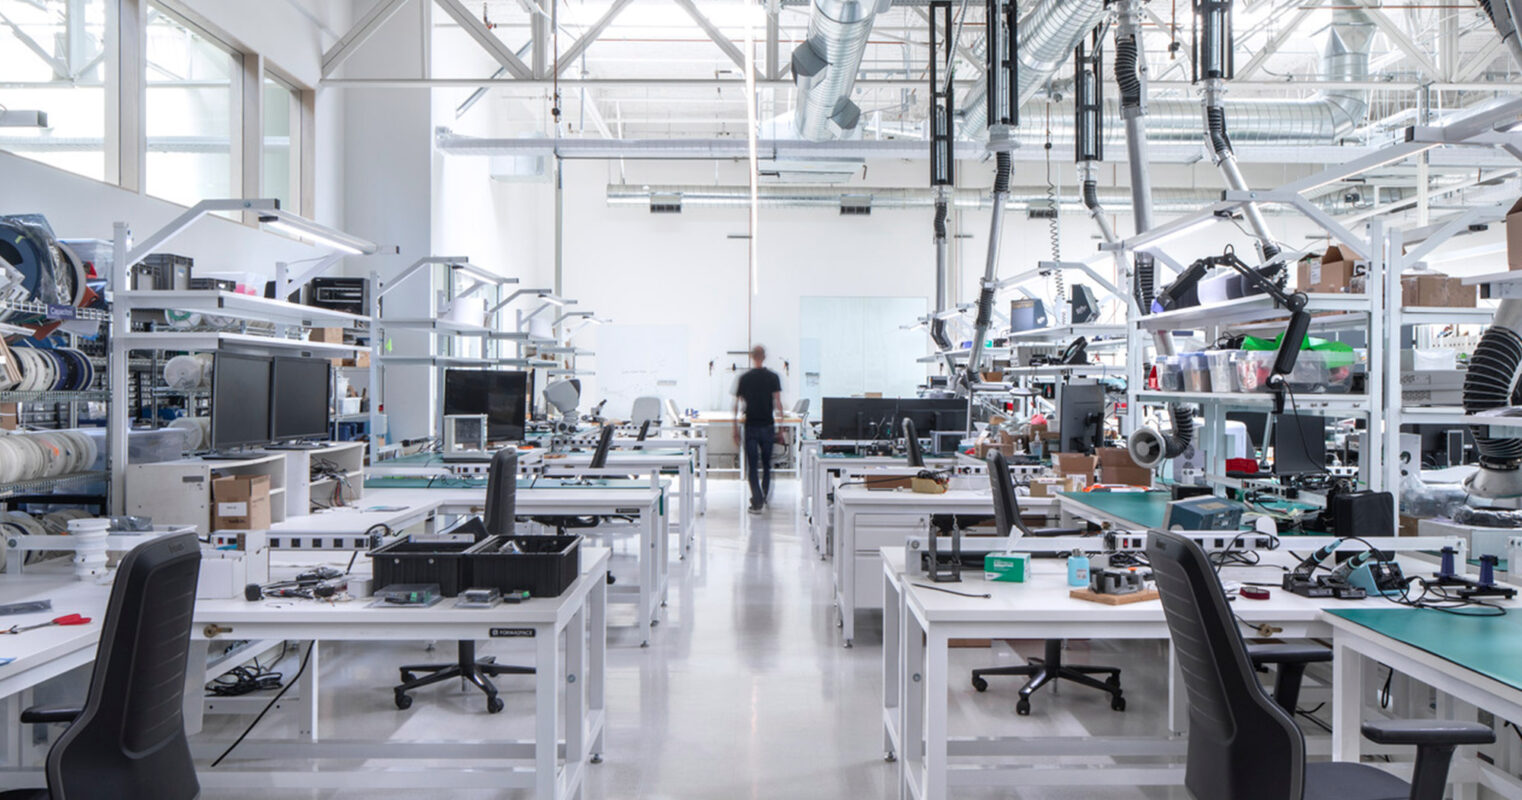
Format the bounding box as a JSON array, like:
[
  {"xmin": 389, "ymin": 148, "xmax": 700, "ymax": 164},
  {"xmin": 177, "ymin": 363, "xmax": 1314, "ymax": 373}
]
[
  {"xmin": 791, "ymin": 0, "xmax": 893, "ymax": 140},
  {"xmin": 964, "ymin": 7, "xmax": 1374, "ymax": 144},
  {"xmin": 959, "ymin": 0, "xmax": 1108, "ymax": 139},
  {"xmin": 602, "ymin": 183, "xmax": 1406, "ymax": 214}
]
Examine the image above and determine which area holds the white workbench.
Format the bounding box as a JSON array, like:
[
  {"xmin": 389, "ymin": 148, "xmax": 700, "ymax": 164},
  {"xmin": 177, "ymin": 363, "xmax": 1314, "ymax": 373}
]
[
  {"xmin": 186, "ymin": 548, "xmax": 610, "ymax": 798},
  {"xmin": 363, "ymin": 483, "xmax": 670, "ymax": 646},
  {"xmin": 541, "ymin": 448, "xmax": 700, "ymax": 554},
  {"xmin": 804, "ymin": 449, "xmax": 959, "ymax": 558},
  {"xmin": 829, "ymin": 485, "xmax": 1054, "ymax": 647}
]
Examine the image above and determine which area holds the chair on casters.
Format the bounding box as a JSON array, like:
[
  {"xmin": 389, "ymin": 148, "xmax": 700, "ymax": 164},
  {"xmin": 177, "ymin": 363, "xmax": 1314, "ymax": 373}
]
[
  {"xmin": 394, "ymin": 449, "xmax": 531, "ymax": 714},
  {"xmin": 0, "ymin": 532, "xmax": 202, "ymax": 800},
  {"xmin": 1147, "ymin": 529, "xmax": 1493, "ymax": 800},
  {"xmin": 970, "ymin": 450, "xmax": 1124, "ymax": 715},
  {"xmin": 630, "ymin": 396, "xmax": 662, "ymax": 428}
]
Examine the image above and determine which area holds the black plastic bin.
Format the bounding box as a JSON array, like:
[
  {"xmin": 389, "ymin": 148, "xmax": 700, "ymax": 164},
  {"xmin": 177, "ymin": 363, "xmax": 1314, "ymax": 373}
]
[
  {"xmin": 466, "ymin": 535, "xmax": 581, "ymax": 597},
  {"xmin": 368, "ymin": 537, "xmax": 475, "ymax": 597}
]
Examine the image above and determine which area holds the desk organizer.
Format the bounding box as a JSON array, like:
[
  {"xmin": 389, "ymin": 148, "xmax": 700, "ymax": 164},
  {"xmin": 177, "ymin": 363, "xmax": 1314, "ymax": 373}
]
[{"xmin": 466, "ymin": 535, "xmax": 581, "ymax": 597}]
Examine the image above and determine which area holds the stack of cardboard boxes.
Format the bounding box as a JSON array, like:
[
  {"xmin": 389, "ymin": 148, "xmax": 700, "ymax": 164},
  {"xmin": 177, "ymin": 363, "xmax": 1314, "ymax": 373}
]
[{"xmin": 1298, "ymin": 244, "xmax": 1477, "ymax": 307}]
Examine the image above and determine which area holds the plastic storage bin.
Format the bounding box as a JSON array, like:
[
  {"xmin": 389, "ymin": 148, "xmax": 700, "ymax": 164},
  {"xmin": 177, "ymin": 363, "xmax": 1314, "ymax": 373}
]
[
  {"xmin": 1154, "ymin": 356, "xmax": 1183, "ymax": 391},
  {"xmin": 1181, "ymin": 353, "xmax": 1212, "ymax": 393},
  {"xmin": 368, "ymin": 537, "xmax": 475, "ymax": 597},
  {"xmin": 466, "ymin": 535, "xmax": 581, "ymax": 597},
  {"xmin": 1205, "ymin": 350, "xmax": 1242, "ymax": 393},
  {"xmin": 1235, "ymin": 350, "xmax": 1354, "ymax": 394}
]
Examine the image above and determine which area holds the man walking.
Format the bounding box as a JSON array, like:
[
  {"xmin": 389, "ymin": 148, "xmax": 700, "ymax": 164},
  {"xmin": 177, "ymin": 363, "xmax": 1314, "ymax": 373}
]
[{"xmin": 733, "ymin": 345, "xmax": 783, "ymax": 514}]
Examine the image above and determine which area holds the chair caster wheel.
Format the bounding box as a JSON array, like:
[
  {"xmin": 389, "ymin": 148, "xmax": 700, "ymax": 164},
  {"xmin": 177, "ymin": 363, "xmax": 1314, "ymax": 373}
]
[
  {"xmin": 591, "ymin": 754, "xmax": 603, "ymax": 764},
  {"xmin": 394, "ymin": 693, "xmax": 413, "ymax": 710},
  {"xmin": 885, "ymin": 751, "xmax": 897, "ymax": 762},
  {"xmin": 400, "ymin": 671, "xmax": 416, "ymax": 683},
  {"xmin": 487, "ymin": 696, "xmax": 505, "ymax": 714},
  {"xmin": 1106, "ymin": 675, "xmax": 1121, "ymax": 688},
  {"xmin": 1016, "ymin": 699, "xmax": 1031, "ymax": 716},
  {"xmin": 1111, "ymin": 696, "xmax": 1127, "ymax": 712},
  {"xmin": 971, "ymin": 677, "xmax": 989, "ymax": 693}
]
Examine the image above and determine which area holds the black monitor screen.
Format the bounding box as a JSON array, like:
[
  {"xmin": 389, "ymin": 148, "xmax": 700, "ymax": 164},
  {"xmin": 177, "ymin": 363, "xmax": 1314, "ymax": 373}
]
[
  {"xmin": 271, "ymin": 357, "xmax": 331, "ymax": 441},
  {"xmin": 1010, "ymin": 298, "xmax": 1046, "ymax": 333},
  {"xmin": 1057, "ymin": 381, "xmax": 1105, "ymax": 454},
  {"xmin": 211, "ymin": 353, "xmax": 272, "ymax": 449},
  {"xmin": 897, "ymin": 398, "xmax": 968, "ymax": 434},
  {"xmin": 820, "ymin": 397, "xmax": 900, "ymax": 440},
  {"xmin": 1227, "ymin": 411, "xmax": 1271, "ymax": 451},
  {"xmin": 443, "ymin": 369, "xmax": 528, "ymax": 442},
  {"xmin": 1273, "ymin": 413, "xmax": 1327, "ymax": 476}
]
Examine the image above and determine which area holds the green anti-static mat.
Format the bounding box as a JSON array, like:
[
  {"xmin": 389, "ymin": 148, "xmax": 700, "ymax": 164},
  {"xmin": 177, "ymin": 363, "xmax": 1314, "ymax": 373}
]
[
  {"xmin": 362, "ymin": 476, "xmax": 665, "ymax": 491},
  {"xmin": 1059, "ymin": 490, "xmax": 1175, "ymax": 529},
  {"xmin": 1329, "ymin": 608, "xmax": 1522, "ymax": 692}
]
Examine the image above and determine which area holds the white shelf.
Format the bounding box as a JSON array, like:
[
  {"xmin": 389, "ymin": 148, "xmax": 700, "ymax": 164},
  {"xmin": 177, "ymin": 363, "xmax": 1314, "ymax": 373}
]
[
  {"xmin": 1135, "ymin": 293, "xmax": 1371, "ymax": 332},
  {"xmin": 117, "ymin": 290, "xmax": 368, "ymax": 328},
  {"xmin": 1003, "ymin": 364, "xmax": 1127, "ymax": 376},
  {"xmin": 1134, "ymin": 390, "xmax": 1371, "ymax": 413},
  {"xmin": 378, "ymin": 355, "xmax": 556, "ymax": 368},
  {"xmin": 1398, "ymin": 407, "xmax": 1522, "ymax": 429},
  {"xmin": 377, "ymin": 318, "xmax": 530, "ymax": 340},
  {"xmin": 1400, "ymin": 306, "xmax": 1496, "ymax": 325},
  {"xmin": 118, "ymin": 331, "xmax": 364, "ymax": 355},
  {"xmin": 1005, "ymin": 324, "xmax": 1127, "ymax": 342}
]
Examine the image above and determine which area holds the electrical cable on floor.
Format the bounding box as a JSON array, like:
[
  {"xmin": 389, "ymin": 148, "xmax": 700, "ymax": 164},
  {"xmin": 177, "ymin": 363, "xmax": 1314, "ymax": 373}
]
[{"xmin": 210, "ymin": 641, "xmax": 316, "ymax": 768}]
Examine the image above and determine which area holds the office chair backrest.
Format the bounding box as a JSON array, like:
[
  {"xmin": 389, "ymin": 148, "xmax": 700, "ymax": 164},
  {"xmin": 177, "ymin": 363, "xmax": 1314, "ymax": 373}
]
[
  {"xmin": 903, "ymin": 418, "xmax": 925, "ymax": 468},
  {"xmin": 49, "ymin": 532, "xmax": 201, "ymax": 800},
  {"xmin": 792, "ymin": 398, "xmax": 810, "ymax": 418},
  {"xmin": 665, "ymin": 398, "xmax": 683, "ymax": 425},
  {"xmin": 484, "ymin": 448, "xmax": 518, "ymax": 537},
  {"xmin": 985, "ymin": 450, "xmax": 1025, "ymax": 538},
  {"xmin": 1146, "ymin": 530, "xmax": 1305, "ymax": 800},
  {"xmin": 630, "ymin": 396, "xmax": 662, "ymax": 426},
  {"xmin": 590, "ymin": 424, "xmax": 615, "ymax": 470}
]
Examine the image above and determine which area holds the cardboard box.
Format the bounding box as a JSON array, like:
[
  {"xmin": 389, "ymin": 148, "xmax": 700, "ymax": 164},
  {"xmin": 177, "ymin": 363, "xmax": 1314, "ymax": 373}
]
[
  {"xmin": 1102, "ymin": 465, "xmax": 1154, "ymax": 487},
  {"xmin": 1053, "ymin": 453, "xmax": 1098, "ymax": 482},
  {"xmin": 332, "ymin": 350, "xmax": 371, "ymax": 369},
  {"xmin": 212, "ymin": 474, "xmax": 271, "ymax": 531},
  {"xmin": 1446, "ymin": 277, "xmax": 1476, "ymax": 307},
  {"xmin": 1028, "ymin": 476, "xmax": 1064, "ymax": 498},
  {"xmin": 0, "ymin": 403, "xmax": 15, "ymax": 431},
  {"xmin": 1507, "ymin": 198, "xmax": 1522, "ymax": 270},
  {"xmin": 1401, "ymin": 272, "xmax": 1450, "ymax": 307},
  {"xmin": 1300, "ymin": 245, "xmax": 1362, "ymax": 293},
  {"xmin": 984, "ymin": 553, "xmax": 1031, "ymax": 583},
  {"xmin": 1398, "ymin": 514, "xmax": 1420, "ymax": 538},
  {"xmin": 310, "ymin": 327, "xmax": 345, "ymax": 343}
]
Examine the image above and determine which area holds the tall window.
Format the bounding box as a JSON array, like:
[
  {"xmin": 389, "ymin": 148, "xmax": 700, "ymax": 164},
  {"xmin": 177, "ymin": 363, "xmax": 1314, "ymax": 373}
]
[
  {"xmin": 263, "ymin": 75, "xmax": 298, "ymax": 212},
  {"xmin": 145, "ymin": 2, "xmax": 236, "ymax": 205},
  {"xmin": 0, "ymin": 0, "xmax": 109, "ymax": 181}
]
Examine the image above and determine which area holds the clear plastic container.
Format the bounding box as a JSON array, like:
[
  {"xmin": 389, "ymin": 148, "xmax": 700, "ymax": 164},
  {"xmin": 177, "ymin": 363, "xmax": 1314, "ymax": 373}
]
[
  {"xmin": 1181, "ymin": 352, "xmax": 1212, "ymax": 393},
  {"xmin": 1205, "ymin": 350, "xmax": 1242, "ymax": 393},
  {"xmin": 1154, "ymin": 356, "xmax": 1184, "ymax": 391},
  {"xmin": 1235, "ymin": 350, "xmax": 1354, "ymax": 394}
]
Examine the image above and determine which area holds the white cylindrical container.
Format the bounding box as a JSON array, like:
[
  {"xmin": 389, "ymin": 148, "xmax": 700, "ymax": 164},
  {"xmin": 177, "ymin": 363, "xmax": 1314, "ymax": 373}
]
[{"xmin": 67, "ymin": 518, "xmax": 110, "ymax": 580}]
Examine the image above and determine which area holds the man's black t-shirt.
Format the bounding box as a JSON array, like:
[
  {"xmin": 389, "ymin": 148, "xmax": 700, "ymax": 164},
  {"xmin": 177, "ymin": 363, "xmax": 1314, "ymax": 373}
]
[{"xmin": 736, "ymin": 368, "xmax": 782, "ymax": 429}]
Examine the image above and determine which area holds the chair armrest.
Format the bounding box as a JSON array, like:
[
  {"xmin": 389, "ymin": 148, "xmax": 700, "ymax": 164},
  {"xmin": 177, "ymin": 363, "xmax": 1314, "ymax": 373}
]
[
  {"xmin": 1361, "ymin": 719, "xmax": 1495, "ymax": 747},
  {"xmin": 1246, "ymin": 643, "xmax": 1332, "ymax": 667},
  {"xmin": 20, "ymin": 706, "xmax": 81, "ymax": 724}
]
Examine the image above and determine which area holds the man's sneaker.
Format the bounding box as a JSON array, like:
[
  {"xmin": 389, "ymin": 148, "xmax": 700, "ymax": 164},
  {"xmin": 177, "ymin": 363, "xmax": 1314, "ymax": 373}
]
[{"xmin": 747, "ymin": 504, "xmax": 763, "ymax": 515}]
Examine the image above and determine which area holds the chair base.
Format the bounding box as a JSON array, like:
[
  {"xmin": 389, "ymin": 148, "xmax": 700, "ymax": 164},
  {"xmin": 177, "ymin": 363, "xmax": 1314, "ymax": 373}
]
[
  {"xmin": 394, "ymin": 641, "xmax": 533, "ymax": 714},
  {"xmin": 972, "ymin": 639, "xmax": 1125, "ymax": 715}
]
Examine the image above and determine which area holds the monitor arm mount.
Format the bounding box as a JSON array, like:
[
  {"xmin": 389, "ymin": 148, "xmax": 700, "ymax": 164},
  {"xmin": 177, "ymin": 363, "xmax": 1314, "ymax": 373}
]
[{"xmin": 1157, "ymin": 246, "xmax": 1309, "ymax": 414}]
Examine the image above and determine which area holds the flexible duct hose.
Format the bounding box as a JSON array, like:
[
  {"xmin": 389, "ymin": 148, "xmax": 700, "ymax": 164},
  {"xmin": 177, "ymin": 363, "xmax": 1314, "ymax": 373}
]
[
  {"xmin": 994, "ymin": 149, "xmax": 1012, "ymax": 193},
  {"xmin": 966, "ymin": 150, "xmax": 1013, "ymax": 380},
  {"xmin": 933, "ymin": 200, "xmax": 948, "ymax": 240},
  {"xmin": 1115, "ymin": 35, "xmax": 1142, "ymax": 109},
  {"xmin": 1134, "ymin": 252, "xmax": 1156, "ymax": 312},
  {"xmin": 1463, "ymin": 325, "xmax": 1522, "ymax": 468},
  {"xmin": 1206, "ymin": 106, "xmax": 1232, "ymax": 158}
]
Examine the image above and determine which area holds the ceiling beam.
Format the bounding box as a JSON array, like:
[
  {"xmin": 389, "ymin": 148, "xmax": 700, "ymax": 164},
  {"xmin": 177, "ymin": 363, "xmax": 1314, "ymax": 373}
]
[
  {"xmin": 322, "ymin": 0, "xmax": 412, "ymax": 78},
  {"xmin": 1349, "ymin": 0, "xmax": 1441, "ymax": 80},
  {"xmin": 1454, "ymin": 36, "xmax": 1506, "ymax": 83},
  {"xmin": 1235, "ymin": 0, "xmax": 1320, "ymax": 80},
  {"xmin": 0, "ymin": 9, "xmax": 70, "ymax": 78},
  {"xmin": 670, "ymin": 0, "xmax": 758, "ymax": 78},
  {"xmin": 557, "ymin": 0, "xmax": 637, "ymax": 76},
  {"xmin": 434, "ymin": 0, "xmax": 532, "ymax": 79}
]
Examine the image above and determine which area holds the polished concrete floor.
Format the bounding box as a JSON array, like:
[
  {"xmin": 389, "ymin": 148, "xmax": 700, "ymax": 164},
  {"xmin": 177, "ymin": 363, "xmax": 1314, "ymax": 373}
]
[{"xmin": 201, "ymin": 478, "xmax": 1190, "ymax": 799}]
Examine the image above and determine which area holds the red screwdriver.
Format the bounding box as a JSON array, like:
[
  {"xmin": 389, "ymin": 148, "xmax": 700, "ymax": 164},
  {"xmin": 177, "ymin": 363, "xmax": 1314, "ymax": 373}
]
[{"xmin": 1, "ymin": 614, "xmax": 91, "ymax": 635}]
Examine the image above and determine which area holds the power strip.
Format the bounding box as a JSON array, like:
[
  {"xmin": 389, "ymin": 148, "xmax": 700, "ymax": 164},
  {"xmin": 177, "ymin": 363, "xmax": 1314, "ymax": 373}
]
[
  {"xmin": 211, "ymin": 531, "xmax": 379, "ymax": 551},
  {"xmin": 1104, "ymin": 531, "xmax": 1278, "ymax": 554}
]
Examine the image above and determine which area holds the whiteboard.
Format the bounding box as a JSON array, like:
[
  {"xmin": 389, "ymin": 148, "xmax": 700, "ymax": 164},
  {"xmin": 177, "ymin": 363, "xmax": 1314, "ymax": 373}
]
[
  {"xmin": 799, "ymin": 296, "xmax": 928, "ymax": 412},
  {"xmin": 594, "ymin": 324, "xmax": 691, "ymax": 419}
]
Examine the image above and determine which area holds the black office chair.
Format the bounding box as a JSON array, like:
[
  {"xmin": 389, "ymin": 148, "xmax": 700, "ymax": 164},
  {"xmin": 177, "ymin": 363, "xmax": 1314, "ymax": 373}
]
[
  {"xmin": 0, "ymin": 533, "xmax": 201, "ymax": 800},
  {"xmin": 394, "ymin": 449, "xmax": 531, "ymax": 714},
  {"xmin": 971, "ymin": 450, "xmax": 1123, "ymax": 715},
  {"xmin": 1147, "ymin": 529, "xmax": 1494, "ymax": 800}
]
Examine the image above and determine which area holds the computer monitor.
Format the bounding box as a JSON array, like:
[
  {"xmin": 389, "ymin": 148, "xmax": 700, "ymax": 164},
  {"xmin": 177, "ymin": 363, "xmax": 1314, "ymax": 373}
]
[
  {"xmin": 270, "ymin": 357, "xmax": 331, "ymax": 443},
  {"xmin": 1009, "ymin": 298, "xmax": 1048, "ymax": 333},
  {"xmin": 820, "ymin": 397, "xmax": 899, "ymax": 440},
  {"xmin": 903, "ymin": 418, "xmax": 925, "ymax": 468},
  {"xmin": 210, "ymin": 352, "xmax": 272, "ymax": 451},
  {"xmin": 897, "ymin": 398, "xmax": 968, "ymax": 436},
  {"xmin": 1272, "ymin": 413, "xmax": 1327, "ymax": 476},
  {"xmin": 443, "ymin": 369, "xmax": 528, "ymax": 442},
  {"xmin": 1226, "ymin": 411, "xmax": 1271, "ymax": 451},
  {"xmin": 1056, "ymin": 381, "xmax": 1105, "ymax": 454}
]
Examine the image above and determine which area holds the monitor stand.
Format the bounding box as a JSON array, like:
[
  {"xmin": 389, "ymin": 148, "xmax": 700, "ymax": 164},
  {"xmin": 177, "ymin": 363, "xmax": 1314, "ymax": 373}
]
[{"xmin": 265, "ymin": 440, "xmax": 329, "ymax": 451}]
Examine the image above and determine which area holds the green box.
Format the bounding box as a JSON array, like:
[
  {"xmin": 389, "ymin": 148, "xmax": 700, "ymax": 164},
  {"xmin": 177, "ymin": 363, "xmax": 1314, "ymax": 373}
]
[{"xmin": 983, "ymin": 553, "xmax": 1031, "ymax": 583}]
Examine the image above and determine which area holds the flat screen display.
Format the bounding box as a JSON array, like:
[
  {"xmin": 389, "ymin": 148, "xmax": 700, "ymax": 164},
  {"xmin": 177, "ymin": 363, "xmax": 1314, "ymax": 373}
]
[
  {"xmin": 443, "ymin": 369, "xmax": 528, "ymax": 442},
  {"xmin": 271, "ymin": 357, "xmax": 332, "ymax": 441},
  {"xmin": 211, "ymin": 353, "xmax": 272, "ymax": 449}
]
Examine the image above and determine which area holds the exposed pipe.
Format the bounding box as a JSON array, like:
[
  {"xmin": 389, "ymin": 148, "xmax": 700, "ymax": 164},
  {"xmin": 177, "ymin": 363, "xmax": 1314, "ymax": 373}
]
[
  {"xmin": 791, "ymin": 0, "xmax": 893, "ymax": 140},
  {"xmin": 965, "ymin": 149, "xmax": 1012, "ymax": 380},
  {"xmin": 959, "ymin": 0, "xmax": 1108, "ymax": 139}
]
